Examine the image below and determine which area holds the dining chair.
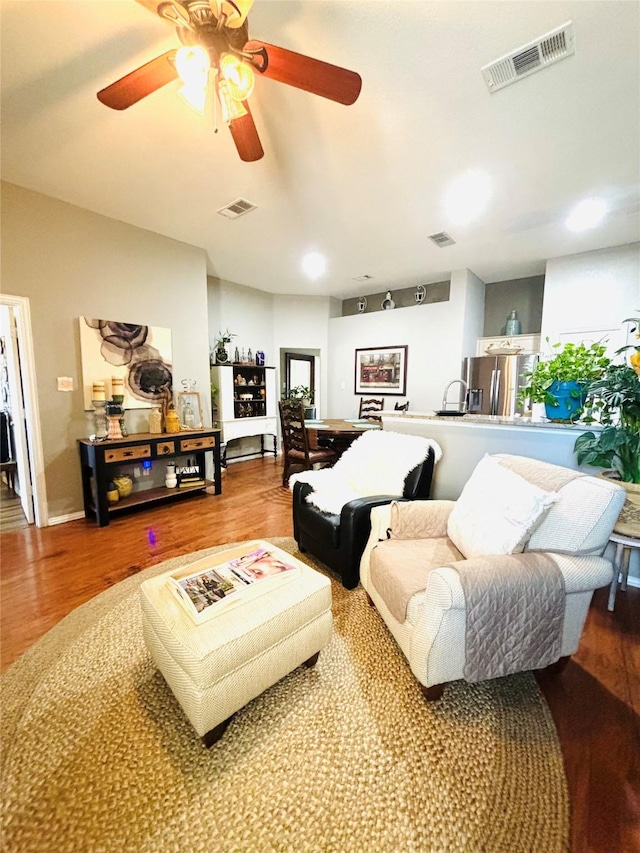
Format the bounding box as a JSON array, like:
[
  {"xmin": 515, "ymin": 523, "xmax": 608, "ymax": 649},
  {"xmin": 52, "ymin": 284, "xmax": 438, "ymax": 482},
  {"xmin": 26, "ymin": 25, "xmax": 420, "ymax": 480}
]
[
  {"xmin": 278, "ymin": 401, "xmax": 337, "ymax": 486},
  {"xmin": 394, "ymin": 401, "xmax": 410, "ymax": 412},
  {"xmin": 358, "ymin": 397, "xmax": 385, "ymax": 421}
]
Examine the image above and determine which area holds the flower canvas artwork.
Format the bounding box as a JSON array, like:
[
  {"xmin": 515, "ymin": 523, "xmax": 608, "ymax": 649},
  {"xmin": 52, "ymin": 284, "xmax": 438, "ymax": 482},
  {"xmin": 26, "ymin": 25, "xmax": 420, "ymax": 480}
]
[{"xmin": 79, "ymin": 318, "xmax": 173, "ymax": 410}]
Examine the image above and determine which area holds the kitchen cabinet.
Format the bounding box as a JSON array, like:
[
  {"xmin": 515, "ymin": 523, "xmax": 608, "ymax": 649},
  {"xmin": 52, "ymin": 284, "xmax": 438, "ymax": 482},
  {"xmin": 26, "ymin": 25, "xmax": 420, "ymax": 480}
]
[{"xmin": 476, "ymin": 334, "xmax": 541, "ymax": 356}]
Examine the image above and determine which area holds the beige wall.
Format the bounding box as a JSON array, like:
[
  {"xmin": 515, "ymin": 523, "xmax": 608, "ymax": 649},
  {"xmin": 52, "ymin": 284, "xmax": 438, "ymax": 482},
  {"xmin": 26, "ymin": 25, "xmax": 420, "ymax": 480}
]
[{"xmin": 1, "ymin": 182, "xmax": 209, "ymax": 521}]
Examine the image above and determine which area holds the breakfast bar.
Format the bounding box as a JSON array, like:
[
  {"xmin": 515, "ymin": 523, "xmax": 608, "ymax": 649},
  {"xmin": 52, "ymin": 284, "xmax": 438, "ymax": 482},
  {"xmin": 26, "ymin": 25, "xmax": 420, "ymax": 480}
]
[{"xmin": 381, "ymin": 412, "xmax": 599, "ymax": 500}]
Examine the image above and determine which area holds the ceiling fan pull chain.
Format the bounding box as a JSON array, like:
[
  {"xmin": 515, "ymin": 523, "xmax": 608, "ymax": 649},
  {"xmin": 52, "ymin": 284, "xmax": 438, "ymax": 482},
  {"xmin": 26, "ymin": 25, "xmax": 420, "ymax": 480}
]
[{"xmin": 212, "ymin": 71, "xmax": 219, "ymax": 133}]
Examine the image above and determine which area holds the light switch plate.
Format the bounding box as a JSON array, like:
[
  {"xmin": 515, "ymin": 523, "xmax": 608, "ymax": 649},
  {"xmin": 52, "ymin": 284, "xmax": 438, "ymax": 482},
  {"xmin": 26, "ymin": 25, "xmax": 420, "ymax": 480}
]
[{"xmin": 57, "ymin": 376, "xmax": 74, "ymax": 391}]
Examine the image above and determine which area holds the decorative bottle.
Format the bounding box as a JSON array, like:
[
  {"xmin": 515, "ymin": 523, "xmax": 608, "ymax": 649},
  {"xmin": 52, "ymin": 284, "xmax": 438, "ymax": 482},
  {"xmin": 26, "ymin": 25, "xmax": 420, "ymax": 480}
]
[
  {"xmin": 247, "ymin": 348, "xmax": 253, "ymax": 363},
  {"xmin": 182, "ymin": 399, "xmax": 195, "ymax": 429},
  {"xmin": 148, "ymin": 406, "xmax": 162, "ymax": 434},
  {"xmin": 505, "ymin": 309, "xmax": 521, "ymax": 336},
  {"xmin": 165, "ymin": 462, "xmax": 177, "ymax": 489},
  {"xmin": 165, "ymin": 404, "xmax": 180, "ymax": 434}
]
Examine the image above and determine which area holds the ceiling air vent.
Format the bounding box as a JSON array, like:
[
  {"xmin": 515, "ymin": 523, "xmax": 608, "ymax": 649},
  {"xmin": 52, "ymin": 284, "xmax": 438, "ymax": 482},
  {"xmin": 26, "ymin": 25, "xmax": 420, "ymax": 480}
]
[
  {"xmin": 428, "ymin": 231, "xmax": 456, "ymax": 248},
  {"xmin": 217, "ymin": 198, "xmax": 257, "ymax": 219},
  {"xmin": 482, "ymin": 21, "xmax": 575, "ymax": 92}
]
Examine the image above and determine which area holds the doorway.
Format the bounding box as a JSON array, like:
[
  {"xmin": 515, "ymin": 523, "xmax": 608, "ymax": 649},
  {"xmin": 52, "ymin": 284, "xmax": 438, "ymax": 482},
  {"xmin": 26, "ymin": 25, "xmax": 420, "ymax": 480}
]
[
  {"xmin": 284, "ymin": 353, "xmax": 315, "ymax": 399},
  {"xmin": 280, "ymin": 349, "xmax": 322, "ymax": 416},
  {"xmin": 0, "ymin": 295, "xmax": 47, "ymax": 527}
]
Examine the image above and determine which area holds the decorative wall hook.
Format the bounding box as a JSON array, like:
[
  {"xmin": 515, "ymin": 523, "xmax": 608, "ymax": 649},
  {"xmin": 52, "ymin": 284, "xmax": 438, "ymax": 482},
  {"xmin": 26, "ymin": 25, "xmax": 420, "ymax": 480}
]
[{"xmin": 415, "ymin": 285, "xmax": 426, "ymax": 304}]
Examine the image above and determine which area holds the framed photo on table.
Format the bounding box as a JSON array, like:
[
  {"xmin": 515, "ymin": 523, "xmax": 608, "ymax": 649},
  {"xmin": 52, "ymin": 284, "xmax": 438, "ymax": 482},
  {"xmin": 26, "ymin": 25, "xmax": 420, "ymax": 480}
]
[{"xmin": 354, "ymin": 345, "xmax": 408, "ymax": 396}]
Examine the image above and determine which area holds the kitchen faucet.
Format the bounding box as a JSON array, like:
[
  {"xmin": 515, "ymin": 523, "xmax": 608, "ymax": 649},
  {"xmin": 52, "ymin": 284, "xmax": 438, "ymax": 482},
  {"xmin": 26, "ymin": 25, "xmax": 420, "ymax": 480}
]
[{"xmin": 441, "ymin": 379, "xmax": 469, "ymax": 412}]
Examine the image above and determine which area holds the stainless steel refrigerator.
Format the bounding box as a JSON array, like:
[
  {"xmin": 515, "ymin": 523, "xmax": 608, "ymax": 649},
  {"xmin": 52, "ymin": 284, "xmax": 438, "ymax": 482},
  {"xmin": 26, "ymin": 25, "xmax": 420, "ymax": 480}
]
[{"xmin": 463, "ymin": 354, "xmax": 539, "ymax": 416}]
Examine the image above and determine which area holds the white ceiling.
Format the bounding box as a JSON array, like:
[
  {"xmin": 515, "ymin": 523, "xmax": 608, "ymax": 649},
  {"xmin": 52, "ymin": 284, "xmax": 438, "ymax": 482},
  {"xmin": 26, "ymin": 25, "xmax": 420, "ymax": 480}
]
[{"xmin": 1, "ymin": 0, "xmax": 639, "ymax": 298}]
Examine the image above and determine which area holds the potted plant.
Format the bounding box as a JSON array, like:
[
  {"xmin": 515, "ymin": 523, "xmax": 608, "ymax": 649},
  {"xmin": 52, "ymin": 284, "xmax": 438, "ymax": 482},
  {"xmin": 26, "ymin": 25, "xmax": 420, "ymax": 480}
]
[
  {"xmin": 519, "ymin": 338, "xmax": 610, "ymax": 421},
  {"xmin": 574, "ymin": 314, "xmax": 640, "ymax": 535},
  {"xmin": 287, "ymin": 385, "xmax": 314, "ymax": 406},
  {"xmin": 212, "ymin": 329, "xmax": 236, "ymax": 365}
]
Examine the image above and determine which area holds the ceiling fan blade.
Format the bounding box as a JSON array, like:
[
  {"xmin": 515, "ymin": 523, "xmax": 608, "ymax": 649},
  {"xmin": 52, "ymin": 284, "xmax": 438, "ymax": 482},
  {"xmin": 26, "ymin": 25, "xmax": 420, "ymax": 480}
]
[
  {"xmin": 228, "ymin": 103, "xmax": 264, "ymax": 161},
  {"xmin": 244, "ymin": 40, "xmax": 362, "ymax": 106},
  {"xmin": 97, "ymin": 50, "xmax": 178, "ymax": 110}
]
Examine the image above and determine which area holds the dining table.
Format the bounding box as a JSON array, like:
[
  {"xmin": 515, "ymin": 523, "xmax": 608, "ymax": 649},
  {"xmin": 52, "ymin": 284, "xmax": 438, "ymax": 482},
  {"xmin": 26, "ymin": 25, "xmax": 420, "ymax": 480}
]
[{"xmin": 305, "ymin": 418, "xmax": 381, "ymax": 457}]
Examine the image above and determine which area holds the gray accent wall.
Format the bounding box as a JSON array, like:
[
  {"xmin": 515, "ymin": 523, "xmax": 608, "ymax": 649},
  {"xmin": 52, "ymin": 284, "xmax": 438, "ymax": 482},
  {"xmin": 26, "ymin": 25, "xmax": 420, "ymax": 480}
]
[{"xmin": 1, "ymin": 182, "xmax": 209, "ymax": 520}]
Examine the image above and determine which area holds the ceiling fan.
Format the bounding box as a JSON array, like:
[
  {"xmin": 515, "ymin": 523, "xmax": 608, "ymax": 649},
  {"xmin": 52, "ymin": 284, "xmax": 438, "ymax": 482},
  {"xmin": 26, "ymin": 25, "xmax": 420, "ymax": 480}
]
[{"xmin": 97, "ymin": 0, "xmax": 362, "ymax": 162}]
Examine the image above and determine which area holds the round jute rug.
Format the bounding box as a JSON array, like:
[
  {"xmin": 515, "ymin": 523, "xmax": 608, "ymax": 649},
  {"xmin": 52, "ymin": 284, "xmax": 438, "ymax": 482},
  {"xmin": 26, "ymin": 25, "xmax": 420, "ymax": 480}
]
[{"xmin": 1, "ymin": 539, "xmax": 569, "ymax": 853}]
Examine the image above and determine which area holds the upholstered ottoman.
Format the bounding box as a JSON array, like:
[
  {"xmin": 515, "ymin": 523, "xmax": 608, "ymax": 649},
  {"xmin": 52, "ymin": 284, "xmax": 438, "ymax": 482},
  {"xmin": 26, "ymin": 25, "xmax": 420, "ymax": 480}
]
[{"xmin": 140, "ymin": 541, "xmax": 332, "ymax": 746}]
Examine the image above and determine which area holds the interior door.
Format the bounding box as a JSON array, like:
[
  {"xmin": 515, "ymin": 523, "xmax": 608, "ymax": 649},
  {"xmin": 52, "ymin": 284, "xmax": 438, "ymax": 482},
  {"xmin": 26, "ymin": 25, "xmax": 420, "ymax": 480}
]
[
  {"xmin": 284, "ymin": 353, "xmax": 315, "ymax": 400},
  {"xmin": 5, "ymin": 308, "xmax": 34, "ymax": 523}
]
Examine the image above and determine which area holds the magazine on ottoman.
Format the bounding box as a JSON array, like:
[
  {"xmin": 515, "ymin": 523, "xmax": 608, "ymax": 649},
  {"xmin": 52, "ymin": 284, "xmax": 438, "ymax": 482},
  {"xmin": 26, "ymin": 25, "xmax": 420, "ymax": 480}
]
[{"xmin": 168, "ymin": 543, "xmax": 300, "ymax": 624}]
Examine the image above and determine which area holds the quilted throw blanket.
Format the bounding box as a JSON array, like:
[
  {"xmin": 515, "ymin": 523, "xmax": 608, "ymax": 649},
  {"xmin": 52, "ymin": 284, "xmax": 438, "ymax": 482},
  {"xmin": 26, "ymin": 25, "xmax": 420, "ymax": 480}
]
[
  {"xmin": 452, "ymin": 552, "xmax": 565, "ymax": 683},
  {"xmin": 289, "ymin": 430, "xmax": 442, "ymax": 515}
]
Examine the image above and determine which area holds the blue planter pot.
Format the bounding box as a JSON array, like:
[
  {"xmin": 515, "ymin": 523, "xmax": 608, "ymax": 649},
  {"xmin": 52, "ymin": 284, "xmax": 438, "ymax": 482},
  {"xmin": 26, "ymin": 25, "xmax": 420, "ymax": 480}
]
[{"xmin": 544, "ymin": 380, "xmax": 586, "ymax": 421}]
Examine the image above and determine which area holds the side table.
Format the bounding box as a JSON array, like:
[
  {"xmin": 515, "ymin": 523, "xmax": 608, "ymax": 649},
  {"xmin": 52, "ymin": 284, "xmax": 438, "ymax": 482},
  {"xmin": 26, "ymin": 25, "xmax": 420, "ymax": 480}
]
[{"xmin": 608, "ymin": 531, "xmax": 640, "ymax": 611}]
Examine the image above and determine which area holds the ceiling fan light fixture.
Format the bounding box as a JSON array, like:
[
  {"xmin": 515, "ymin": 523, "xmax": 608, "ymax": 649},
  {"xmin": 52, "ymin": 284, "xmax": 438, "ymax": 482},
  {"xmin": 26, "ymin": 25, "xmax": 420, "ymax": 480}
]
[
  {"xmin": 175, "ymin": 45, "xmax": 210, "ymax": 113},
  {"xmin": 177, "ymin": 79, "xmax": 209, "ymax": 114},
  {"xmin": 175, "ymin": 45, "xmax": 210, "ymax": 85},
  {"xmin": 218, "ymin": 80, "xmax": 248, "ymax": 122},
  {"xmin": 220, "ymin": 53, "xmax": 255, "ymax": 101}
]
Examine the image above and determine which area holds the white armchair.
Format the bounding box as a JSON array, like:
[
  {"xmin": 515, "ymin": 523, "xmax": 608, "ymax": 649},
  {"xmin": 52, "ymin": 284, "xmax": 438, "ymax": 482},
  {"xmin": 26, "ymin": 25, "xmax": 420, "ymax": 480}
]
[{"xmin": 360, "ymin": 453, "xmax": 625, "ymax": 699}]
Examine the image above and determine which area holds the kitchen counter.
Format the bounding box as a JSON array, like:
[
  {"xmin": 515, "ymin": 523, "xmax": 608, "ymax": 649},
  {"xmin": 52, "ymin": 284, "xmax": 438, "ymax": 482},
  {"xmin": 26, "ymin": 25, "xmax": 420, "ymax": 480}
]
[
  {"xmin": 381, "ymin": 412, "xmax": 600, "ymax": 500},
  {"xmin": 382, "ymin": 411, "xmax": 602, "ymax": 430}
]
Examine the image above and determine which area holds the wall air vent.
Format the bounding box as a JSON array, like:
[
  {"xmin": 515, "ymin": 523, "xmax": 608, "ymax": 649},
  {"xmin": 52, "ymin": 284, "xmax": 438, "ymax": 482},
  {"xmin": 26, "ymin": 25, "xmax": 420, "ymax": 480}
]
[
  {"xmin": 428, "ymin": 231, "xmax": 456, "ymax": 247},
  {"xmin": 217, "ymin": 198, "xmax": 257, "ymax": 219},
  {"xmin": 482, "ymin": 21, "xmax": 575, "ymax": 92}
]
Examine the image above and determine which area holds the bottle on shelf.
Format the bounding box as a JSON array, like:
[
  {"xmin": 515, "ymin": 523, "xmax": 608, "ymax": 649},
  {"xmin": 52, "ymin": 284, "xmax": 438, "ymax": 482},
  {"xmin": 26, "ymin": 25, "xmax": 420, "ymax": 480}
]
[
  {"xmin": 505, "ymin": 309, "xmax": 521, "ymax": 336},
  {"xmin": 182, "ymin": 398, "xmax": 195, "ymax": 429},
  {"xmin": 247, "ymin": 348, "xmax": 253, "ymax": 363},
  {"xmin": 234, "ymin": 346, "xmax": 240, "ymax": 363}
]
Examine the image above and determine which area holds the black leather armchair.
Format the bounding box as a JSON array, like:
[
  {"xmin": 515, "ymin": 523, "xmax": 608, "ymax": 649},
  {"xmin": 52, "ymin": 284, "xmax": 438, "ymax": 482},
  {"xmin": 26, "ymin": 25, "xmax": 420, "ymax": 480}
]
[{"xmin": 292, "ymin": 447, "xmax": 437, "ymax": 589}]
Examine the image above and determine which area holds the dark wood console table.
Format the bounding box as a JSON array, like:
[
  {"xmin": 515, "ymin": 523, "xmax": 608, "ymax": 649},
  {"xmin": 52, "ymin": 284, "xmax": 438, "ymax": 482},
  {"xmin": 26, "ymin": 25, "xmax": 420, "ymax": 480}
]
[{"xmin": 78, "ymin": 429, "xmax": 222, "ymax": 527}]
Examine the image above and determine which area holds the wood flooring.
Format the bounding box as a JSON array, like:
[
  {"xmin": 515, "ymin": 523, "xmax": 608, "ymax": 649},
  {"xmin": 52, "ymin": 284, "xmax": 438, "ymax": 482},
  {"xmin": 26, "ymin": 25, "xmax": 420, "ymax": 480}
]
[
  {"xmin": 1, "ymin": 457, "xmax": 638, "ymax": 853},
  {"xmin": 0, "ymin": 478, "xmax": 28, "ymax": 533}
]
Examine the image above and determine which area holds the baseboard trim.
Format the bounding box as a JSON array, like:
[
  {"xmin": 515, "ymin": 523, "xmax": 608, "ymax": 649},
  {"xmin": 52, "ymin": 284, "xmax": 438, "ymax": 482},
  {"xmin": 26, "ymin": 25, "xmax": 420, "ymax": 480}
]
[{"xmin": 47, "ymin": 511, "xmax": 85, "ymax": 526}]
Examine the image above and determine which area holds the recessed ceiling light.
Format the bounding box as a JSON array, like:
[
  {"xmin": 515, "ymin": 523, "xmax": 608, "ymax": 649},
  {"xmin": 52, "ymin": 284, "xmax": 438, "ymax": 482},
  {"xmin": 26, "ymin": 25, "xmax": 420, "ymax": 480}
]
[
  {"xmin": 301, "ymin": 252, "xmax": 327, "ymax": 280},
  {"xmin": 565, "ymin": 198, "xmax": 608, "ymax": 231},
  {"xmin": 444, "ymin": 170, "xmax": 492, "ymax": 225}
]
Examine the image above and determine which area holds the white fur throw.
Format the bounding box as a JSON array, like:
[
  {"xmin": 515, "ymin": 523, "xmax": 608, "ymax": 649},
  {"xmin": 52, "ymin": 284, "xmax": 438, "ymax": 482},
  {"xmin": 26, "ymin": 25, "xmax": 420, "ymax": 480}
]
[{"xmin": 289, "ymin": 430, "xmax": 442, "ymax": 515}]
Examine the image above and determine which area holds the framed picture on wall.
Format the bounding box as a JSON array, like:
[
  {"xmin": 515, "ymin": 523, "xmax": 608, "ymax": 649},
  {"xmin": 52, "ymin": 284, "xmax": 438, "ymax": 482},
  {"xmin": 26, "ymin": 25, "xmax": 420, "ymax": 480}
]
[{"xmin": 354, "ymin": 345, "xmax": 408, "ymax": 395}]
